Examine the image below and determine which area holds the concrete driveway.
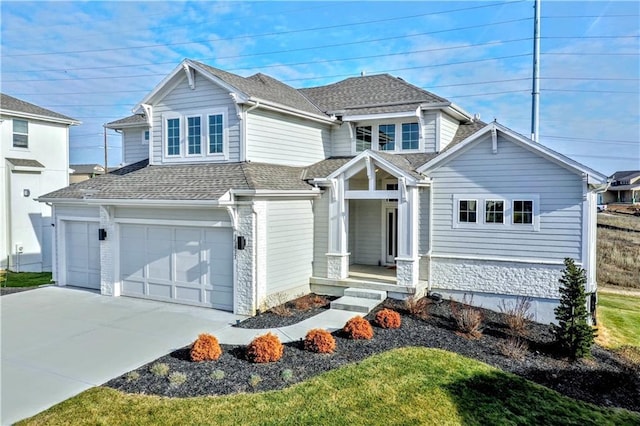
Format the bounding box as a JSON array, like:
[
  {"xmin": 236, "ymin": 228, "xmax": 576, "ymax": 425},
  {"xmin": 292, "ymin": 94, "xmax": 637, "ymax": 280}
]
[{"xmin": 1, "ymin": 286, "xmax": 243, "ymax": 425}]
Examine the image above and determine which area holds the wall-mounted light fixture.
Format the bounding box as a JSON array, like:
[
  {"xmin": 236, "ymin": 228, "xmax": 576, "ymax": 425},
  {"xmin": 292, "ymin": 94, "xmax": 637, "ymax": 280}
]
[
  {"xmin": 98, "ymin": 228, "xmax": 107, "ymax": 241},
  {"xmin": 237, "ymin": 236, "xmax": 246, "ymax": 250},
  {"xmin": 23, "ymin": 189, "xmax": 30, "ymax": 197}
]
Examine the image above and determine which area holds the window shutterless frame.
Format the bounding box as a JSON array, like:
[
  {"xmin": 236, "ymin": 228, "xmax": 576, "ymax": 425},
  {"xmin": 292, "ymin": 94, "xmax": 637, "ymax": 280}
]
[{"xmin": 13, "ymin": 119, "xmax": 29, "ymax": 148}]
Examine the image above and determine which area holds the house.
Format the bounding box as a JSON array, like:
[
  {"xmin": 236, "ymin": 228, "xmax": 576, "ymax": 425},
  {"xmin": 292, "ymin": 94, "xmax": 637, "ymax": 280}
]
[
  {"xmin": 37, "ymin": 59, "xmax": 608, "ymax": 323},
  {"xmin": 69, "ymin": 164, "xmax": 107, "ymax": 183},
  {"xmin": 1, "ymin": 94, "xmax": 80, "ymax": 272},
  {"xmin": 602, "ymin": 170, "xmax": 640, "ymax": 204}
]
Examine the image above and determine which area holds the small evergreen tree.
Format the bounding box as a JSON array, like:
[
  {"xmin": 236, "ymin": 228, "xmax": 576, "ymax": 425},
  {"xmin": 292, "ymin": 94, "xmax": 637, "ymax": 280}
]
[{"xmin": 552, "ymin": 258, "xmax": 596, "ymax": 360}]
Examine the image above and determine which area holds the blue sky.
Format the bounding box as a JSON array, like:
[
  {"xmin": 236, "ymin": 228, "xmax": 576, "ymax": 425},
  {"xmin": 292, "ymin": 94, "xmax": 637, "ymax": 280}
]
[{"xmin": 1, "ymin": 0, "xmax": 638, "ymax": 175}]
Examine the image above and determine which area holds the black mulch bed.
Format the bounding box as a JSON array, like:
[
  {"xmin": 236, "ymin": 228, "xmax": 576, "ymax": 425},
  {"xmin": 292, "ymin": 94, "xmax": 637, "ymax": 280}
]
[{"xmin": 105, "ymin": 299, "xmax": 640, "ymax": 413}]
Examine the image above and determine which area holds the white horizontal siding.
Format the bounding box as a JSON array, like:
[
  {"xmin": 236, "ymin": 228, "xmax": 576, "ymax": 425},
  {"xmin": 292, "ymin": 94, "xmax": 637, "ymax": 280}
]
[
  {"xmin": 115, "ymin": 207, "xmax": 229, "ymax": 222},
  {"xmin": 350, "ymin": 199, "xmax": 383, "ymax": 265},
  {"xmin": 439, "ymin": 112, "xmax": 459, "ymax": 151},
  {"xmin": 122, "ymin": 128, "xmax": 149, "ymax": 164},
  {"xmin": 313, "ymin": 193, "xmax": 329, "ymax": 277},
  {"xmin": 332, "ymin": 123, "xmax": 353, "ymax": 156},
  {"xmin": 266, "ymin": 199, "xmax": 314, "ymax": 294},
  {"xmin": 246, "ymin": 109, "xmax": 331, "ymax": 166},
  {"xmin": 418, "ymin": 188, "xmax": 430, "ymax": 254},
  {"xmin": 152, "ymin": 74, "xmax": 240, "ymax": 164},
  {"xmin": 423, "ymin": 111, "xmax": 437, "ymax": 153},
  {"xmin": 55, "ymin": 205, "xmax": 100, "ymax": 219},
  {"xmin": 429, "ymin": 134, "xmax": 584, "ymax": 261}
]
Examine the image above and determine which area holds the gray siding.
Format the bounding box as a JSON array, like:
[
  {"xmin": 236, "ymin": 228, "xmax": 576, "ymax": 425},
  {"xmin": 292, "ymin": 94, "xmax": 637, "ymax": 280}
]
[
  {"xmin": 439, "ymin": 112, "xmax": 459, "ymax": 151},
  {"xmin": 266, "ymin": 199, "xmax": 314, "ymax": 294},
  {"xmin": 312, "ymin": 193, "xmax": 329, "ymax": 277},
  {"xmin": 332, "ymin": 123, "xmax": 353, "ymax": 156},
  {"xmin": 55, "ymin": 205, "xmax": 100, "ymax": 219},
  {"xmin": 429, "ymin": 135, "xmax": 584, "ymax": 261},
  {"xmin": 246, "ymin": 109, "xmax": 331, "ymax": 166},
  {"xmin": 350, "ymin": 199, "xmax": 383, "ymax": 265},
  {"xmin": 122, "ymin": 128, "xmax": 149, "ymax": 164},
  {"xmin": 418, "ymin": 188, "xmax": 430, "ymax": 254},
  {"xmin": 152, "ymin": 73, "xmax": 241, "ymax": 164},
  {"xmin": 423, "ymin": 111, "xmax": 437, "ymax": 153}
]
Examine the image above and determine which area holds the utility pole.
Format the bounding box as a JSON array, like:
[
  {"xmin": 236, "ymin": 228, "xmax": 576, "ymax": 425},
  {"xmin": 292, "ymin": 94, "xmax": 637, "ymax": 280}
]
[
  {"xmin": 531, "ymin": 0, "xmax": 541, "ymax": 143},
  {"xmin": 103, "ymin": 124, "xmax": 108, "ymax": 173}
]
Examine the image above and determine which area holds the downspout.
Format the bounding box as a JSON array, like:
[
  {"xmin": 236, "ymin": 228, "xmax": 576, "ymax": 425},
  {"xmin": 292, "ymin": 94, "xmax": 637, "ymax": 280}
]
[
  {"xmin": 427, "ymin": 180, "xmax": 434, "ymax": 294},
  {"xmin": 243, "ymin": 101, "xmax": 260, "ymax": 162}
]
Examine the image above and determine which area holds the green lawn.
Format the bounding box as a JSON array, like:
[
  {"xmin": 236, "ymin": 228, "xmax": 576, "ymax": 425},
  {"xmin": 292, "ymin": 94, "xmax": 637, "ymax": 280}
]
[
  {"xmin": 20, "ymin": 347, "xmax": 638, "ymax": 426},
  {"xmin": 0, "ymin": 271, "xmax": 52, "ymax": 288},
  {"xmin": 597, "ymin": 290, "xmax": 640, "ymax": 348}
]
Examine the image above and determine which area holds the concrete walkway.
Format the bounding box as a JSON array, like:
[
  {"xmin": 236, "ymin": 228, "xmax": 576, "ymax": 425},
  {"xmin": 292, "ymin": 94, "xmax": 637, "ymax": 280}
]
[{"xmin": 0, "ymin": 286, "xmax": 361, "ymax": 425}]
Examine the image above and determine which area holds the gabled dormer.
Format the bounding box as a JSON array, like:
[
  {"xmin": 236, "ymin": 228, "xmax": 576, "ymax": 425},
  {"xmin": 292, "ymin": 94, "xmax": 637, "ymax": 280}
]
[{"xmin": 299, "ymin": 74, "xmax": 478, "ymax": 156}]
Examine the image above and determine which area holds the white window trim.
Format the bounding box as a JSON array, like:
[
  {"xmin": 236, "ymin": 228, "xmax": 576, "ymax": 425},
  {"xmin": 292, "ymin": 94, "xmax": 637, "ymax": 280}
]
[
  {"xmin": 142, "ymin": 129, "xmax": 150, "ymax": 145},
  {"xmin": 162, "ymin": 108, "xmax": 228, "ymax": 162},
  {"xmin": 352, "ymin": 118, "xmax": 422, "ymax": 154},
  {"xmin": 206, "ymin": 110, "xmax": 227, "ymax": 158},
  {"xmin": 452, "ymin": 194, "xmax": 540, "ymax": 231},
  {"xmin": 12, "ymin": 118, "xmax": 29, "ymax": 149},
  {"xmin": 186, "ymin": 114, "xmax": 204, "ymax": 157}
]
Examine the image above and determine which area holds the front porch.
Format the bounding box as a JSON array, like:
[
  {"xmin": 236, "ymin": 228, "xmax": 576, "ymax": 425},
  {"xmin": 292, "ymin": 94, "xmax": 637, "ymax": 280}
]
[{"xmin": 310, "ymin": 264, "xmax": 428, "ymax": 299}]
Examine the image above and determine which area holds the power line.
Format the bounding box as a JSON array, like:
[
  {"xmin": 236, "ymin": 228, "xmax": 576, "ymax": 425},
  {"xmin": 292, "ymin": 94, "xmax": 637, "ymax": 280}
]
[
  {"xmin": 542, "ymin": 89, "xmax": 638, "ymax": 94},
  {"xmin": 3, "ymin": 16, "xmax": 532, "ymax": 58},
  {"xmin": 541, "ymin": 135, "xmax": 639, "ymax": 144}
]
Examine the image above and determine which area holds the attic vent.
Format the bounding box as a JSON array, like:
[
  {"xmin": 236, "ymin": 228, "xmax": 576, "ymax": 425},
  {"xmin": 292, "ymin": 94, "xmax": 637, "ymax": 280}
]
[
  {"xmin": 473, "ymin": 113, "xmax": 481, "ymax": 121},
  {"xmin": 360, "ymin": 70, "xmax": 366, "ymax": 77}
]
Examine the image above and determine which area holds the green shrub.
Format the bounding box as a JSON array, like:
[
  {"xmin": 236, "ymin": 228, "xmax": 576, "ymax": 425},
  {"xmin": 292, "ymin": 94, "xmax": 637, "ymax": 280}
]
[
  {"xmin": 125, "ymin": 371, "xmax": 140, "ymax": 382},
  {"xmin": 249, "ymin": 374, "xmax": 262, "ymax": 388},
  {"xmin": 210, "ymin": 369, "xmax": 225, "ymax": 380},
  {"xmin": 150, "ymin": 363, "xmax": 170, "ymax": 377},
  {"xmin": 168, "ymin": 372, "xmax": 187, "ymax": 386},
  {"xmin": 280, "ymin": 369, "xmax": 294, "ymax": 382}
]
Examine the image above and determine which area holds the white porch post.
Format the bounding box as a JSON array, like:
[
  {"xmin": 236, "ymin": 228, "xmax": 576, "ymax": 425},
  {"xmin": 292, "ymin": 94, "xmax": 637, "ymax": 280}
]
[
  {"xmin": 327, "ymin": 174, "xmax": 349, "ymax": 279},
  {"xmin": 396, "ymin": 185, "xmax": 419, "ymax": 287}
]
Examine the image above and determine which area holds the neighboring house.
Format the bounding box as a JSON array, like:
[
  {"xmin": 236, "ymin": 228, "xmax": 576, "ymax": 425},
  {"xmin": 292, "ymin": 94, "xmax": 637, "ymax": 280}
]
[
  {"xmin": 38, "ymin": 59, "xmax": 608, "ymax": 323},
  {"xmin": 602, "ymin": 170, "xmax": 640, "ymax": 204},
  {"xmin": 69, "ymin": 164, "xmax": 107, "ymax": 183},
  {"xmin": 1, "ymin": 93, "xmax": 80, "ymax": 272}
]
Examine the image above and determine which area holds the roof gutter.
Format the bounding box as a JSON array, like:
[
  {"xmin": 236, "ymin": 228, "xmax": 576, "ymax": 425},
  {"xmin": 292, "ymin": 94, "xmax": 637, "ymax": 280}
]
[
  {"xmin": 36, "ymin": 197, "xmax": 231, "ymax": 208},
  {"xmin": 1, "ymin": 110, "xmax": 80, "ymax": 126},
  {"xmin": 245, "ymin": 98, "xmax": 337, "ymax": 125},
  {"xmin": 230, "ymin": 189, "xmax": 322, "ymax": 198}
]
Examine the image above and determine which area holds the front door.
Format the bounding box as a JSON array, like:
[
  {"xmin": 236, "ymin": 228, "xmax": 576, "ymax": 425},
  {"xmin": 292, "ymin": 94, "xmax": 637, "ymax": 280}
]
[{"xmin": 385, "ymin": 207, "xmax": 398, "ymax": 264}]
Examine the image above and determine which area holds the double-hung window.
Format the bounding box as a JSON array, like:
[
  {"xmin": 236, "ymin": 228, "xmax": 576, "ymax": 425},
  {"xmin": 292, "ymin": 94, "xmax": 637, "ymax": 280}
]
[
  {"xmin": 355, "ymin": 126, "xmax": 372, "ymax": 152},
  {"xmin": 208, "ymin": 114, "xmax": 223, "ymax": 154},
  {"xmin": 166, "ymin": 118, "xmax": 180, "ymax": 156},
  {"xmin": 485, "ymin": 200, "xmax": 504, "ymax": 224},
  {"xmin": 401, "ymin": 122, "xmax": 419, "ymax": 150},
  {"xmin": 187, "ymin": 116, "xmax": 202, "ymax": 155},
  {"xmin": 459, "ymin": 200, "xmax": 477, "ymax": 223},
  {"xmin": 513, "ymin": 200, "xmax": 533, "ymax": 224},
  {"xmin": 13, "ymin": 119, "xmax": 29, "ymax": 148},
  {"xmin": 378, "ymin": 124, "xmax": 395, "ymax": 151},
  {"xmin": 142, "ymin": 130, "xmax": 150, "ymax": 144}
]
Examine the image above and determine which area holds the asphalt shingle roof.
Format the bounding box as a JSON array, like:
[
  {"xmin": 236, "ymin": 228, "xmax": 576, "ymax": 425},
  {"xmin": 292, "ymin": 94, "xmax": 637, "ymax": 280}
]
[
  {"xmin": 0, "ymin": 93, "xmax": 78, "ymax": 122},
  {"xmin": 447, "ymin": 120, "xmax": 488, "ymax": 150},
  {"xmin": 299, "ymin": 74, "xmax": 448, "ymax": 115},
  {"xmin": 105, "ymin": 114, "xmax": 147, "ymax": 128},
  {"xmin": 5, "ymin": 158, "xmax": 45, "ymax": 168},
  {"xmin": 70, "ymin": 164, "xmax": 107, "ymax": 174},
  {"xmin": 193, "ymin": 61, "xmax": 325, "ymax": 116},
  {"xmin": 40, "ymin": 160, "xmax": 313, "ymax": 201}
]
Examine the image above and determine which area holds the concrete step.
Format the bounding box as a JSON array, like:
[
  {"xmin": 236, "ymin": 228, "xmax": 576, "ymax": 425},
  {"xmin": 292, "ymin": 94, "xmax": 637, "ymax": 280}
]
[
  {"xmin": 343, "ymin": 287, "xmax": 387, "ymax": 301},
  {"xmin": 330, "ymin": 296, "xmax": 382, "ymax": 314}
]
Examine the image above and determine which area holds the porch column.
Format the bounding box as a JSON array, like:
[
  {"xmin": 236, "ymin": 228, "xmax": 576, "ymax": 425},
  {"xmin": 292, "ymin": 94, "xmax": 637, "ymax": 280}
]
[
  {"xmin": 327, "ymin": 174, "xmax": 349, "ymax": 279},
  {"xmin": 396, "ymin": 185, "xmax": 419, "ymax": 286},
  {"xmin": 99, "ymin": 205, "xmax": 117, "ymax": 296}
]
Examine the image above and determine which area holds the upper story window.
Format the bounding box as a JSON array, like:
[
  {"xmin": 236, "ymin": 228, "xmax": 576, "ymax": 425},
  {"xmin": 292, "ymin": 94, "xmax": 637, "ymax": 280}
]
[
  {"xmin": 163, "ymin": 109, "xmax": 227, "ymax": 161},
  {"xmin": 356, "ymin": 126, "xmax": 372, "ymax": 152},
  {"xmin": 208, "ymin": 114, "xmax": 223, "ymax": 154},
  {"xmin": 459, "ymin": 200, "xmax": 477, "ymax": 223},
  {"xmin": 485, "ymin": 200, "xmax": 504, "ymax": 224},
  {"xmin": 142, "ymin": 130, "xmax": 150, "ymax": 144},
  {"xmin": 378, "ymin": 124, "xmax": 395, "ymax": 151},
  {"xmin": 402, "ymin": 123, "xmax": 419, "ymax": 150},
  {"xmin": 13, "ymin": 119, "xmax": 29, "ymax": 148},
  {"xmin": 167, "ymin": 118, "xmax": 181, "ymax": 156},
  {"xmin": 513, "ymin": 200, "xmax": 533, "ymax": 224},
  {"xmin": 187, "ymin": 116, "xmax": 202, "ymax": 155}
]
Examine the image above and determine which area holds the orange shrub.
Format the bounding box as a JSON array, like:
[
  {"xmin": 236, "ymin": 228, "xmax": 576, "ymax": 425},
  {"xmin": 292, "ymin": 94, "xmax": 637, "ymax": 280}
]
[
  {"xmin": 304, "ymin": 329, "xmax": 336, "ymax": 354},
  {"xmin": 190, "ymin": 333, "xmax": 222, "ymax": 362},
  {"xmin": 375, "ymin": 308, "xmax": 402, "ymax": 329},
  {"xmin": 343, "ymin": 316, "xmax": 374, "ymax": 340},
  {"xmin": 246, "ymin": 332, "xmax": 284, "ymax": 363}
]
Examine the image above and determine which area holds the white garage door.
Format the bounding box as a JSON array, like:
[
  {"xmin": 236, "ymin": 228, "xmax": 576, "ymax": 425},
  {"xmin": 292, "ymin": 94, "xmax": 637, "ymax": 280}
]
[
  {"xmin": 65, "ymin": 221, "xmax": 101, "ymax": 289},
  {"xmin": 119, "ymin": 224, "xmax": 233, "ymax": 311}
]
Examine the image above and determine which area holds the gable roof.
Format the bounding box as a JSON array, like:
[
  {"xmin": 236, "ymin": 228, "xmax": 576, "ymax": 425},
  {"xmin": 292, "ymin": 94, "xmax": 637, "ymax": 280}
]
[
  {"xmin": 105, "ymin": 114, "xmax": 147, "ymax": 129},
  {"xmin": 610, "ymin": 170, "xmax": 640, "ymax": 182},
  {"xmin": 299, "ymin": 74, "xmax": 447, "ymax": 115},
  {"xmin": 38, "ymin": 160, "xmax": 315, "ymax": 202},
  {"xmin": 418, "ymin": 121, "xmax": 608, "ymax": 185},
  {"xmin": 0, "ymin": 93, "xmax": 80, "ymax": 125}
]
